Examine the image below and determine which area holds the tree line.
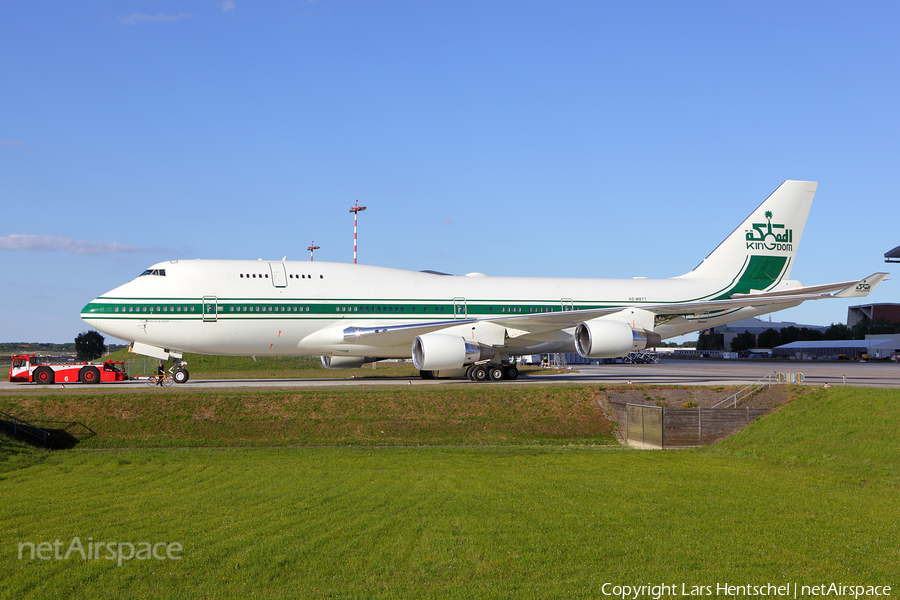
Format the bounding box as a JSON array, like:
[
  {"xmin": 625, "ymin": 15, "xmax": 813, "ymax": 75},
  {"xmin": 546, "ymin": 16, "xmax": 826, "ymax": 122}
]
[
  {"xmin": 1, "ymin": 333, "xmax": 126, "ymax": 361},
  {"xmin": 698, "ymin": 318, "xmax": 900, "ymax": 352}
]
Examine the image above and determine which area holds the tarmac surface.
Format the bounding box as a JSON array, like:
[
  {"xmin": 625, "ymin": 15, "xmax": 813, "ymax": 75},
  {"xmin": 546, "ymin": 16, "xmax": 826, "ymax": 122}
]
[{"xmin": 2, "ymin": 359, "xmax": 898, "ymax": 391}]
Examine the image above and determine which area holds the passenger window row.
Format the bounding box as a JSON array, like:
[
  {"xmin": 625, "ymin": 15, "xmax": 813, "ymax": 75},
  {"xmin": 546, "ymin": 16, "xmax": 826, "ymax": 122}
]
[
  {"xmin": 238, "ymin": 274, "xmax": 325, "ymax": 280},
  {"xmin": 229, "ymin": 306, "xmax": 310, "ymax": 312},
  {"xmin": 99, "ymin": 303, "xmax": 565, "ymax": 315},
  {"xmin": 113, "ymin": 305, "xmax": 193, "ymax": 313}
]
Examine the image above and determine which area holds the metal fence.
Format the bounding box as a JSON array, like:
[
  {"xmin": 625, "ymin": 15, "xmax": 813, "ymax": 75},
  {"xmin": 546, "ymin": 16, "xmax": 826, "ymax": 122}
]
[
  {"xmin": 625, "ymin": 403, "xmax": 664, "ymax": 448},
  {"xmin": 0, "ymin": 409, "xmax": 49, "ymax": 446},
  {"xmin": 663, "ymin": 407, "xmax": 770, "ymax": 446},
  {"xmin": 713, "ymin": 371, "xmax": 775, "ymax": 408},
  {"xmin": 120, "ymin": 356, "xmax": 167, "ymax": 377},
  {"xmin": 611, "ymin": 401, "xmax": 771, "ymax": 448}
]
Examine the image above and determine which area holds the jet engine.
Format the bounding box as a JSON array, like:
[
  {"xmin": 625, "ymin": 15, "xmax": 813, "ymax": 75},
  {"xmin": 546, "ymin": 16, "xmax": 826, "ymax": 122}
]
[
  {"xmin": 412, "ymin": 334, "xmax": 496, "ymax": 371},
  {"xmin": 574, "ymin": 318, "xmax": 661, "ymax": 358}
]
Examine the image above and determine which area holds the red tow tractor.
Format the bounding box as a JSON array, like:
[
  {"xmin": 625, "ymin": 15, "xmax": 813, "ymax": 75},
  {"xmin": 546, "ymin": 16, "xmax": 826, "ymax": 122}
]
[{"xmin": 9, "ymin": 355, "xmax": 128, "ymax": 384}]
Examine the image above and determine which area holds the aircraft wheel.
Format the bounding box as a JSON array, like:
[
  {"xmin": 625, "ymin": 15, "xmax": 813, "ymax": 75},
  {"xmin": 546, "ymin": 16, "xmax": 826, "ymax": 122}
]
[
  {"xmin": 173, "ymin": 368, "xmax": 190, "ymax": 384},
  {"xmin": 33, "ymin": 366, "xmax": 54, "ymax": 384},
  {"xmin": 504, "ymin": 365, "xmax": 519, "ymax": 380},
  {"xmin": 79, "ymin": 366, "xmax": 100, "ymax": 384},
  {"xmin": 419, "ymin": 370, "xmax": 435, "ymax": 380},
  {"xmin": 488, "ymin": 366, "xmax": 504, "ymax": 381},
  {"xmin": 466, "ymin": 366, "xmax": 476, "ymax": 381},
  {"xmin": 471, "ymin": 365, "xmax": 488, "ymax": 382}
]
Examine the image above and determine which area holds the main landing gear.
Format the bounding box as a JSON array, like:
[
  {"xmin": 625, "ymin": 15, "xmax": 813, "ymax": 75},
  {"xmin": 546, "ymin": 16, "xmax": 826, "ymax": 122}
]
[
  {"xmin": 465, "ymin": 364, "xmax": 518, "ymax": 382},
  {"xmin": 419, "ymin": 364, "xmax": 519, "ymax": 381},
  {"xmin": 419, "ymin": 364, "xmax": 518, "ymax": 382}
]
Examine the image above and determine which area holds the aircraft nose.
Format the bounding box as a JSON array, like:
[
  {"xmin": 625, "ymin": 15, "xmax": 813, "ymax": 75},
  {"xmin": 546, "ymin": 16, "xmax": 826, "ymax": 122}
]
[
  {"xmin": 81, "ymin": 298, "xmax": 103, "ymax": 319},
  {"xmin": 81, "ymin": 295, "xmax": 119, "ymax": 331},
  {"xmin": 81, "ymin": 294, "xmax": 131, "ymax": 341}
]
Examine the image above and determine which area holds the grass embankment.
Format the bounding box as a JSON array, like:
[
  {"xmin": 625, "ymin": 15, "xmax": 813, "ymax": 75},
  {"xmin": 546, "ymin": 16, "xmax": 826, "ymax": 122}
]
[
  {"xmin": 0, "ymin": 387, "xmax": 897, "ymax": 598},
  {"xmin": 710, "ymin": 386, "xmax": 900, "ymax": 485},
  {"xmin": 0, "ymin": 386, "xmax": 615, "ymax": 449}
]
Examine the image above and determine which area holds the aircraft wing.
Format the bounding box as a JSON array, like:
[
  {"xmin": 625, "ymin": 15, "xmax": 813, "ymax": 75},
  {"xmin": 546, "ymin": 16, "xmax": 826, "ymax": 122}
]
[
  {"xmin": 483, "ymin": 272, "xmax": 888, "ymax": 331},
  {"xmin": 328, "ymin": 272, "xmax": 888, "ymax": 347},
  {"xmin": 730, "ymin": 272, "xmax": 888, "ymax": 299},
  {"xmin": 336, "ymin": 319, "xmax": 479, "ymax": 347}
]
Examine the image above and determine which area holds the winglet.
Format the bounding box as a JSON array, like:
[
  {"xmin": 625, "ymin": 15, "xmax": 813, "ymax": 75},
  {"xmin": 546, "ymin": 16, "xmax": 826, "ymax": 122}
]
[{"xmin": 834, "ymin": 273, "xmax": 889, "ymax": 298}]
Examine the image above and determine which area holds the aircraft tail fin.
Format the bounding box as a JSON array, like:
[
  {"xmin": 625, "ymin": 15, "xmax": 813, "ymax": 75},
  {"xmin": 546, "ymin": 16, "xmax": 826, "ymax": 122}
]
[{"xmin": 682, "ymin": 180, "xmax": 817, "ymax": 291}]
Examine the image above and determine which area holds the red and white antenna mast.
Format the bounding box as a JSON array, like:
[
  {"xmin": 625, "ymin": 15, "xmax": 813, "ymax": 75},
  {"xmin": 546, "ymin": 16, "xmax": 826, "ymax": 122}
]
[
  {"xmin": 349, "ymin": 201, "xmax": 367, "ymax": 264},
  {"xmin": 307, "ymin": 241, "xmax": 320, "ymax": 261}
]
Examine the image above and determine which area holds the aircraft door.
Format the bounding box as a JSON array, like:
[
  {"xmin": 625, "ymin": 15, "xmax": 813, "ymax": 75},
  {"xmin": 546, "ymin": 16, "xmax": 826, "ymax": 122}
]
[
  {"xmin": 202, "ymin": 296, "xmax": 218, "ymax": 322},
  {"xmin": 561, "ymin": 298, "xmax": 574, "ymax": 311},
  {"xmin": 269, "ymin": 263, "xmax": 287, "ymax": 288},
  {"xmin": 453, "ymin": 297, "xmax": 467, "ymax": 319}
]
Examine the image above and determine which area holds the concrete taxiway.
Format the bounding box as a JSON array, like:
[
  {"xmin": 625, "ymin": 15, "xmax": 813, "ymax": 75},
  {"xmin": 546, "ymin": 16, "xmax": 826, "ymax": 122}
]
[{"xmin": 2, "ymin": 360, "xmax": 898, "ymax": 391}]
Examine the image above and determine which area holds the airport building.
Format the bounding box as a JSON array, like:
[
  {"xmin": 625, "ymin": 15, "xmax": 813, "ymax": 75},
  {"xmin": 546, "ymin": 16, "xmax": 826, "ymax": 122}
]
[
  {"xmin": 705, "ymin": 317, "xmax": 826, "ymax": 352},
  {"xmin": 773, "ymin": 334, "xmax": 900, "ymax": 360},
  {"xmin": 847, "ymin": 303, "xmax": 900, "ymax": 327}
]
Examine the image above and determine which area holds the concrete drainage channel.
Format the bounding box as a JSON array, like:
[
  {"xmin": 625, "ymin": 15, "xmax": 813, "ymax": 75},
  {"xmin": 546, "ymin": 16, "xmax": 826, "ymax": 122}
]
[{"xmin": 596, "ymin": 384, "xmax": 794, "ymax": 448}]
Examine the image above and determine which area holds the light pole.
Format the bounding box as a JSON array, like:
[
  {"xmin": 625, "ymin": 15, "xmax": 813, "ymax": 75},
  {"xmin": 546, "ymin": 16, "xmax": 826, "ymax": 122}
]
[
  {"xmin": 349, "ymin": 201, "xmax": 367, "ymax": 264},
  {"xmin": 307, "ymin": 241, "xmax": 320, "ymax": 261}
]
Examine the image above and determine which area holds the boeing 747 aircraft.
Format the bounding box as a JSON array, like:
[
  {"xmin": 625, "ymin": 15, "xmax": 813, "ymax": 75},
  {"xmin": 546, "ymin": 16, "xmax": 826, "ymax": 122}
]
[{"xmin": 81, "ymin": 181, "xmax": 886, "ymax": 383}]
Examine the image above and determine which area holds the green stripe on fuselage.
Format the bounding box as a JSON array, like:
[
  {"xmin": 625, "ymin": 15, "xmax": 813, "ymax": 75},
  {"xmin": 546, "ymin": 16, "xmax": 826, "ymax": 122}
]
[{"xmin": 80, "ymin": 257, "xmax": 789, "ymax": 322}]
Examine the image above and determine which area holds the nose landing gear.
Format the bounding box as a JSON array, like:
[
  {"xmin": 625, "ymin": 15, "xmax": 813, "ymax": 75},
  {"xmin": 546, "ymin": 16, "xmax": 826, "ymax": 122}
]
[{"xmin": 171, "ymin": 359, "xmax": 190, "ymax": 384}]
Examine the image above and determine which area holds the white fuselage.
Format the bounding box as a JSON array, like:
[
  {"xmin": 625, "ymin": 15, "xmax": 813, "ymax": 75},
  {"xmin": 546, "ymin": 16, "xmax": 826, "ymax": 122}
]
[{"xmin": 81, "ymin": 259, "xmax": 784, "ymax": 359}]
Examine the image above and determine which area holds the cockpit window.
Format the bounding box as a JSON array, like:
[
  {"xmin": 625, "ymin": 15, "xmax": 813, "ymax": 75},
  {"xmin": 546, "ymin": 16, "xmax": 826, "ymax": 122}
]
[{"xmin": 139, "ymin": 269, "xmax": 167, "ymax": 277}]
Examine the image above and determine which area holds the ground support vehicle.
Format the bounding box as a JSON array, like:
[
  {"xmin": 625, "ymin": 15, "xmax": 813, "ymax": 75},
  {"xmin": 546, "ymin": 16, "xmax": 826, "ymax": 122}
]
[
  {"xmin": 9, "ymin": 355, "xmax": 128, "ymax": 384},
  {"xmin": 626, "ymin": 351, "xmax": 660, "ymax": 364},
  {"xmin": 604, "ymin": 351, "xmax": 660, "ymax": 364}
]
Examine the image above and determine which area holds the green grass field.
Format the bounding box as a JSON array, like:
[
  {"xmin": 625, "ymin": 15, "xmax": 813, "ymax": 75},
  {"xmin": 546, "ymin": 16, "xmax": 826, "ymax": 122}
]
[{"xmin": 0, "ymin": 386, "xmax": 897, "ymax": 599}]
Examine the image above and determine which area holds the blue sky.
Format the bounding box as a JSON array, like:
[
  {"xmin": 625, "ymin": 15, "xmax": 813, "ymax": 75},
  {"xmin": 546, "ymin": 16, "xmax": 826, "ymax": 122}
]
[{"xmin": 1, "ymin": 1, "xmax": 897, "ymax": 344}]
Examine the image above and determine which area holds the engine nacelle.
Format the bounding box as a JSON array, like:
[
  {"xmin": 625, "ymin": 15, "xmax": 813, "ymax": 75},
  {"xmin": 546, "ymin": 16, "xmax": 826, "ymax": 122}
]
[
  {"xmin": 574, "ymin": 319, "xmax": 661, "ymax": 358},
  {"xmin": 412, "ymin": 334, "xmax": 496, "ymax": 371},
  {"xmin": 320, "ymin": 356, "xmax": 381, "ymax": 369}
]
